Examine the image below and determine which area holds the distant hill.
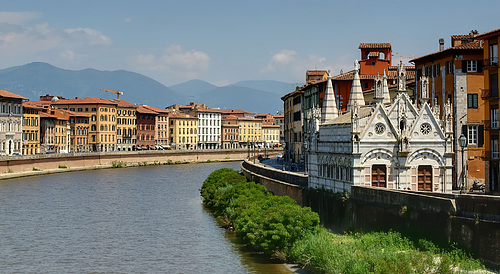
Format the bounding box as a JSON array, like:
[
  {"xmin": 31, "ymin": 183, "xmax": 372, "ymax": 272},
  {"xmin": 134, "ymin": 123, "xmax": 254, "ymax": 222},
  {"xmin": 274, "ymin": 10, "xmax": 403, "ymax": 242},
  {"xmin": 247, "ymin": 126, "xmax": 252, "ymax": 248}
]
[
  {"xmin": 0, "ymin": 62, "xmax": 183, "ymax": 108},
  {"xmin": 168, "ymin": 79, "xmax": 218, "ymax": 97},
  {"xmin": 231, "ymin": 80, "xmax": 299, "ymax": 96},
  {"xmin": 0, "ymin": 62, "xmax": 286, "ymax": 113}
]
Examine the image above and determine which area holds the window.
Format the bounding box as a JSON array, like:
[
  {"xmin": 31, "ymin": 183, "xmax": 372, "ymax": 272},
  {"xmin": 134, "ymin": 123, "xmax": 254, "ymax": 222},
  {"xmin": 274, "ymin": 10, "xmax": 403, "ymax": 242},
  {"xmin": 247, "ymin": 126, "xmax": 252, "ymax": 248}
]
[
  {"xmin": 467, "ymin": 94, "xmax": 478, "ymax": 108},
  {"xmin": 468, "ymin": 125, "xmax": 478, "ymax": 145},
  {"xmin": 371, "ymin": 61, "xmax": 376, "ymax": 66},
  {"xmin": 492, "ymin": 106, "xmax": 499, "ymax": 129},
  {"xmin": 70, "ymin": 108, "xmax": 75, "ymax": 111},
  {"xmin": 361, "ymin": 82, "xmax": 368, "ymax": 89},
  {"xmin": 434, "ymin": 64, "xmax": 440, "ymax": 77},
  {"xmin": 467, "ymin": 60, "xmax": 477, "ymax": 72}
]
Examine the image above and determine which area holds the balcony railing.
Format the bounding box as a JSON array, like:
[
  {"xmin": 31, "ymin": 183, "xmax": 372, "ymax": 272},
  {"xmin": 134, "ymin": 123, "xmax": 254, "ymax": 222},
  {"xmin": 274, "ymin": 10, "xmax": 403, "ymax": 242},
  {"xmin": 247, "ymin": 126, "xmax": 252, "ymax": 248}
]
[
  {"xmin": 481, "ymin": 88, "xmax": 499, "ymax": 99},
  {"xmin": 484, "ymin": 57, "xmax": 499, "ymax": 68}
]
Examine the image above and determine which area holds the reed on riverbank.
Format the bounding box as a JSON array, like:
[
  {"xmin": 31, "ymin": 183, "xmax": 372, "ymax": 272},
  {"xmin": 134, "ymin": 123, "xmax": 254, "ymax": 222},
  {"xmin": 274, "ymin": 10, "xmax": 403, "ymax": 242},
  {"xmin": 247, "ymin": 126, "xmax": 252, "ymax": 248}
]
[{"xmin": 201, "ymin": 168, "xmax": 486, "ymax": 273}]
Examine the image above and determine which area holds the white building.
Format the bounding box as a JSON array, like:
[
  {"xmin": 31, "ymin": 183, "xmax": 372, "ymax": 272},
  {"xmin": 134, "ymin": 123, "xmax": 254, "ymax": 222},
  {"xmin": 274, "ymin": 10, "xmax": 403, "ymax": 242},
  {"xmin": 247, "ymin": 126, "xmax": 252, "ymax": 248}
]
[
  {"xmin": 0, "ymin": 90, "xmax": 26, "ymax": 156},
  {"xmin": 307, "ymin": 61, "xmax": 454, "ymax": 193}
]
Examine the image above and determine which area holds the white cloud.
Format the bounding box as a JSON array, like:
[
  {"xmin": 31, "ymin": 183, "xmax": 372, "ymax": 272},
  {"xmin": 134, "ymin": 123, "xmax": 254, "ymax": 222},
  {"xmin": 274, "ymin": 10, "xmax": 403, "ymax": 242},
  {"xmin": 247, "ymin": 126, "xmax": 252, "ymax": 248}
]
[
  {"xmin": 64, "ymin": 27, "xmax": 112, "ymax": 45},
  {"xmin": 261, "ymin": 50, "xmax": 297, "ymax": 73},
  {"xmin": 132, "ymin": 45, "xmax": 210, "ymax": 79},
  {"xmin": 0, "ymin": 17, "xmax": 113, "ymax": 66},
  {"xmin": 261, "ymin": 50, "xmax": 332, "ymax": 82},
  {"xmin": 0, "ymin": 12, "xmax": 39, "ymax": 24}
]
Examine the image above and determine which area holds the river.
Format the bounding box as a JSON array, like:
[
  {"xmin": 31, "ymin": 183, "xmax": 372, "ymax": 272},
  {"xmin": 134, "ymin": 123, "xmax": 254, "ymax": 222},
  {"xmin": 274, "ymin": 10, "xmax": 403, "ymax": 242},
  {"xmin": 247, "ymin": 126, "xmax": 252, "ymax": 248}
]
[{"xmin": 0, "ymin": 162, "xmax": 294, "ymax": 273}]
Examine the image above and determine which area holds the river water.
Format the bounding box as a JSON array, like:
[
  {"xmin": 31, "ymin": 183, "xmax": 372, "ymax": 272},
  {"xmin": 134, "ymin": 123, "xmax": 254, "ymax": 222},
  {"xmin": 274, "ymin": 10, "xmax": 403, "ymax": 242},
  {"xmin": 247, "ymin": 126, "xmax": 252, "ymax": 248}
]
[{"xmin": 0, "ymin": 162, "xmax": 293, "ymax": 273}]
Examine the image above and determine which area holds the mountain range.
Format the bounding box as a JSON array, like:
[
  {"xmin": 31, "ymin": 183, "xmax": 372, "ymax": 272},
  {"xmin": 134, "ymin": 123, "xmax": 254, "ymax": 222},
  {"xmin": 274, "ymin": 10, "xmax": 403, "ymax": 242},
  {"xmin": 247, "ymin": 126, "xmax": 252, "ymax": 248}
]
[{"xmin": 0, "ymin": 62, "xmax": 297, "ymax": 114}]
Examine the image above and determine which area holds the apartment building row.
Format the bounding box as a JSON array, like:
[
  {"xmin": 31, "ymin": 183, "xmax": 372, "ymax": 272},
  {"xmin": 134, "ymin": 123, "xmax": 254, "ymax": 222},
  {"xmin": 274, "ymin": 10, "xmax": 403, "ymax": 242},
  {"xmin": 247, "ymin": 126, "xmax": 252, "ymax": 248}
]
[
  {"xmin": 282, "ymin": 27, "xmax": 500, "ymax": 195},
  {"xmin": 0, "ymin": 93, "xmax": 282, "ymax": 156}
]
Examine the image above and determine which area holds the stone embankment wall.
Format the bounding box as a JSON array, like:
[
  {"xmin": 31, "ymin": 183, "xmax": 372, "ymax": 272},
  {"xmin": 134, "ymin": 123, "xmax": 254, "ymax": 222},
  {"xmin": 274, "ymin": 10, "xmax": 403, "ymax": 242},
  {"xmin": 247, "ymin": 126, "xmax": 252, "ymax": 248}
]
[
  {"xmin": 0, "ymin": 149, "xmax": 269, "ymax": 179},
  {"xmin": 241, "ymin": 160, "xmax": 500, "ymax": 269}
]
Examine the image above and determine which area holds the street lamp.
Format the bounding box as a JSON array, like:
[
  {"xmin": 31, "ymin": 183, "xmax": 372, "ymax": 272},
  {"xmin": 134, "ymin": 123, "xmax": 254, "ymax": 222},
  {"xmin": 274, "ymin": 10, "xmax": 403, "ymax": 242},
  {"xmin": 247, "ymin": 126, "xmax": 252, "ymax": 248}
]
[{"xmin": 458, "ymin": 134, "xmax": 467, "ymax": 194}]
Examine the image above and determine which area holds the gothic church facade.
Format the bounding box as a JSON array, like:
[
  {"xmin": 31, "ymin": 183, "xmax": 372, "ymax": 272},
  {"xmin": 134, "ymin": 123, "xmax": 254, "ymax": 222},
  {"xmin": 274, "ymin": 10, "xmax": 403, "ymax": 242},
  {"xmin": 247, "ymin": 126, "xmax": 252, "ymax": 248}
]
[{"xmin": 307, "ymin": 61, "xmax": 454, "ymax": 193}]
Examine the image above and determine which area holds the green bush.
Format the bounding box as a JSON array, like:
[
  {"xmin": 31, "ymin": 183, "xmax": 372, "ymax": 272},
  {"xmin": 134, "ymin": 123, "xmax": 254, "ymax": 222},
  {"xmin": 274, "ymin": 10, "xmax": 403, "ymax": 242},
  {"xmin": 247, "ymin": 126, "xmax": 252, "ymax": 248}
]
[{"xmin": 202, "ymin": 168, "xmax": 485, "ymax": 272}]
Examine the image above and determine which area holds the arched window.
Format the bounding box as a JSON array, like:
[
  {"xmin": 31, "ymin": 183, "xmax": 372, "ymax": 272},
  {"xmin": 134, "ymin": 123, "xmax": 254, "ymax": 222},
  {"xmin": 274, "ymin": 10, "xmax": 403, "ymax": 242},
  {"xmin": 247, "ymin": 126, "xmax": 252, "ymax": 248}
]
[{"xmin": 379, "ymin": 51, "xmax": 385, "ymax": 60}]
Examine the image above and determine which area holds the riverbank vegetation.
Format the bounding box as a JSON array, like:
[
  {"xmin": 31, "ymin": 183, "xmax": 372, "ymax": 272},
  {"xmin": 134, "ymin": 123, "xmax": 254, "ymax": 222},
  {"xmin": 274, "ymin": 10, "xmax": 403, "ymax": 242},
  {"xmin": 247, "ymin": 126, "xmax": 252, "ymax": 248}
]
[{"xmin": 201, "ymin": 168, "xmax": 485, "ymax": 273}]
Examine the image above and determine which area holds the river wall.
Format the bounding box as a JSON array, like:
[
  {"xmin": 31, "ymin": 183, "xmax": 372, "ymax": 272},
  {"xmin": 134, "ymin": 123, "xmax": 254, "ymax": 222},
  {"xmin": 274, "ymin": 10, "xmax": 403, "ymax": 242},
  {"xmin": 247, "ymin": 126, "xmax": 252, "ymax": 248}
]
[
  {"xmin": 0, "ymin": 149, "xmax": 278, "ymax": 180},
  {"xmin": 241, "ymin": 159, "xmax": 500, "ymax": 269}
]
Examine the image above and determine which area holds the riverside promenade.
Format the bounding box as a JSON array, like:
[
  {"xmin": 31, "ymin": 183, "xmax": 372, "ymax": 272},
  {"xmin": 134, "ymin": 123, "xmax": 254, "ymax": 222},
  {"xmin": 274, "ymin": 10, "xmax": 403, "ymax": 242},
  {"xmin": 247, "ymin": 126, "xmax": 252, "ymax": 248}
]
[{"xmin": 0, "ymin": 149, "xmax": 282, "ymax": 180}]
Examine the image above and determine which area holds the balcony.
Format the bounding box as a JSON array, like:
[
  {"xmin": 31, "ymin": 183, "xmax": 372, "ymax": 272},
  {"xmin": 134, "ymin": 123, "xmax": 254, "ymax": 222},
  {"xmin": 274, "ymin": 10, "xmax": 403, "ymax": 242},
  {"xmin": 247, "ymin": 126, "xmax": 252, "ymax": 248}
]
[
  {"xmin": 481, "ymin": 88, "xmax": 499, "ymax": 99},
  {"xmin": 484, "ymin": 57, "xmax": 499, "ymax": 68}
]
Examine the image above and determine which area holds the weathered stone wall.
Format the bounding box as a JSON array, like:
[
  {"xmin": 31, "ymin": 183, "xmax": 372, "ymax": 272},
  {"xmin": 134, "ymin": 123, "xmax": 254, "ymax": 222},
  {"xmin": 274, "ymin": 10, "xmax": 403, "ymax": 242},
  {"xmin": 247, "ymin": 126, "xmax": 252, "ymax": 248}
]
[{"xmin": 241, "ymin": 161, "xmax": 500, "ymax": 269}]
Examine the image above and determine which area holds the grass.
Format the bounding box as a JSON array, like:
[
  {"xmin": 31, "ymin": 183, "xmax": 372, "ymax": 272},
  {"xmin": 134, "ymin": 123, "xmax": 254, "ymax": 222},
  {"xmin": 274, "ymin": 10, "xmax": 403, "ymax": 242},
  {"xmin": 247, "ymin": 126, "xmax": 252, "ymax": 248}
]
[
  {"xmin": 290, "ymin": 229, "xmax": 485, "ymax": 273},
  {"xmin": 111, "ymin": 161, "xmax": 125, "ymax": 168},
  {"xmin": 32, "ymin": 167, "xmax": 40, "ymax": 171},
  {"xmin": 58, "ymin": 165, "xmax": 67, "ymax": 169}
]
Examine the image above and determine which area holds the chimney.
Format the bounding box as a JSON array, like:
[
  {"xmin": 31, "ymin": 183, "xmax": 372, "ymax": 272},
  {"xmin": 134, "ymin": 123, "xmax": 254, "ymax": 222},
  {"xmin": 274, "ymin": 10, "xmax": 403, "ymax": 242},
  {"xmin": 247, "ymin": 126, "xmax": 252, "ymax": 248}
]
[{"xmin": 439, "ymin": 38, "xmax": 445, "ymax": 51}]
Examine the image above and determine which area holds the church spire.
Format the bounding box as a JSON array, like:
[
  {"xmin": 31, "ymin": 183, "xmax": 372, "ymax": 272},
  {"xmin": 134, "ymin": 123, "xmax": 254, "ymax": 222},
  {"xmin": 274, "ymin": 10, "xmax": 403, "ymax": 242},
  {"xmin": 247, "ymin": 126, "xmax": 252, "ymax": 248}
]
[
  {"xmin": 382, "ymin": 69, "xmax": 391, "ymax": 104},
  {"xmin": 321, "ymin": 76, "xmax": 338, "ymax": 123},
  {"xmin": 347, "ymin": 60, "xmax": 365, "ymax": 112}
]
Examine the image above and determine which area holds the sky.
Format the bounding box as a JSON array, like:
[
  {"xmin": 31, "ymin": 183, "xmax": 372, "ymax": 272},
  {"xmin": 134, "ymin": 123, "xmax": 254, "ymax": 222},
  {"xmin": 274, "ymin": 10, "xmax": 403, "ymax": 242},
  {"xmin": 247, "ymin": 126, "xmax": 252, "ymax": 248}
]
[{"xmin": 0, "ymin": 0, "xmax": 499, "ymax": 87}]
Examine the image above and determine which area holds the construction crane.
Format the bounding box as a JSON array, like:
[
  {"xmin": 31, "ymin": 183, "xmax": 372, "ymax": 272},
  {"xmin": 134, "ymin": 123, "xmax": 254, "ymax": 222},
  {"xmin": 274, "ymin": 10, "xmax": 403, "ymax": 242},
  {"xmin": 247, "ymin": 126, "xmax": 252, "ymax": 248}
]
[{"xmin": 100, "ymin": 88, "xmax": 123, "ymax": 100}]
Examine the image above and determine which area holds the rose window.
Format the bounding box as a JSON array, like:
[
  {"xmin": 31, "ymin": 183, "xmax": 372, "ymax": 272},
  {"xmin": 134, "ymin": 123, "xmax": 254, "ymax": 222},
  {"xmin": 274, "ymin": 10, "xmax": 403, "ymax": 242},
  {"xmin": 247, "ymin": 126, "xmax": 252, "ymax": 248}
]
[
  {"xmin": 375, "ymin": 123, "xmax": 385, "ymax": 135},
  {"xmin": 420, "ymin": 123, "xmax": 431, "ymax": 135}
]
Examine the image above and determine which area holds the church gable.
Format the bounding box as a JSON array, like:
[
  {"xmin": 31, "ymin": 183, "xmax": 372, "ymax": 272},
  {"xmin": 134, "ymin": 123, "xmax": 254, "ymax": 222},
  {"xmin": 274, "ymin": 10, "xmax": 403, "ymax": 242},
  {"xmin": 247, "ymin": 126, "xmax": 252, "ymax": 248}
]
[
  {"xmin": 359, "ymin": 104, "xmax": 397, "ymax": 142},
  {"xmin": 408, "ymin": 103, "xmax": 445, "ymax": 142},
  {"xmin": 386, "ymin": 93, "xmax": 418, "ymax": 122}
]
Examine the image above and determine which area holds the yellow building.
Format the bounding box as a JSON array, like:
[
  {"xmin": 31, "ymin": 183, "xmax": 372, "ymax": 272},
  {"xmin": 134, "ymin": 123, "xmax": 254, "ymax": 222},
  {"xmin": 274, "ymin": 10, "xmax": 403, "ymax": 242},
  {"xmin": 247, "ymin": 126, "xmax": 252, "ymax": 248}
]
[
  {"xmin": 238, "ymin": 117, "xmax": 262, "ymax": 147},
  {"xmin": 49, "ymin": 97, "xmax": 118, "ymax": 152},
  {"xmin": 168, "ymin": 111, "xmax": 198, "ymax": 150},
  {"xmin": 22, "ymin": 102, "xmax": 42, "ymax": 155},
  {"xmin": 109, "ymin": 99, "xmax": 137, "ymax": 151},
  {"xmin": 262, "ymin": 123, "xmax": 280, "ymax": 147}
]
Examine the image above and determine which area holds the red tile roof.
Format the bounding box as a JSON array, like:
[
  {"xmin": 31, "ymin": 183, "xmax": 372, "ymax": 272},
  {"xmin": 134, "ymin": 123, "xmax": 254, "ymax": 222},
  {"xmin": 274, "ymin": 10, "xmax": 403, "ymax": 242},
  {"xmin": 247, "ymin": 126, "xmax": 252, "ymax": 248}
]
[
  {"xmin": 331, "ymin": 68, "xmax": 415, "ymax": 81},
  {"xmin": 136, "ymin": 105, "xmax": 159, "ymax": 115},
  {"xmin": 51, "ymin": 97, "xmax": 118, "ymax": 105},
  {"xmin": 0, "ymin": 90, "xmax": 28, "ymax": 100},
  {"xmin": 217, "ymin": 109, "xmax": 255, "ymax": 115},
  {"xmin": 168, "ymin": 111, "xmax": 196, "ymax": 119},
  {"xmin": 307, "ymin": 70, "xmax": 328, "ymax": 76},
  {"xmin": 142, "ymin": 105, "xmax": 169, "ymax": 114},
  {"xmin": 410, "ymin": 40, "xmax": 483, "ymax": 62},
  {"xmin": 359, "ymin": 43, "xmax": 391, "ymax": 49},
  {"xmin": 23, "ymin": 101, "xmax": 45, "ymax": 110},
  {"xmin": 475, "ymin": 28, "xmax": 500, "ymax": 39},
  {"xmin": 108, "ymin": 99, "xmax": 137, "ymax": 108}
]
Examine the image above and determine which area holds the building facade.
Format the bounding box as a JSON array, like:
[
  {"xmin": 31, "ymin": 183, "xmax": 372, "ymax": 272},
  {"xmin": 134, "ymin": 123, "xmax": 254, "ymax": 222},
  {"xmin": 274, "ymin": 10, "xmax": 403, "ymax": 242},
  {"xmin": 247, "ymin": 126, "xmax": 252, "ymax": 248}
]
[
  {"xmin": 111, "ymin": 99, "xmax": 137, "ymax": 151},
  {"xmin": 22, "ymin": 102, "xmax": 42, "ymax": 155},
  {"xmin": 0, "ymin": 90, "xmax": 26, "ymax": 156},
  {"xmin": 136, "ymin": 106, "xmax": 158, "ymax": 150},
  {"xmin": 307, "ymin": 63, "xmax": 454, "ymax": 193},
  {"xmin": 476, "ymin": 28, "xmax": 500, "ymax": 194},
  {"xmin": 168, "ymin": 111, "xmax": 198, "ymax": 150},
  {"xmin": 411, "ymin": 31, "xmax": 485, "ymax": 190}
]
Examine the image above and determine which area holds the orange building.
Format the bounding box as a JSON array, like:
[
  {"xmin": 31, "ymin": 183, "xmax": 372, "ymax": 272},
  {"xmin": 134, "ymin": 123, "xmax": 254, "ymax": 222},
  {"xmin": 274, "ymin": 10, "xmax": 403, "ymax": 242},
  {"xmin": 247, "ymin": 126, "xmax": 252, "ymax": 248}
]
[
  {"xmin": 476, "ymin": 28, "xmax": 500, "ymax": 194},
  {"xmin": 411, "ymin": 31, "xmax": 485, "ymax": 190}
]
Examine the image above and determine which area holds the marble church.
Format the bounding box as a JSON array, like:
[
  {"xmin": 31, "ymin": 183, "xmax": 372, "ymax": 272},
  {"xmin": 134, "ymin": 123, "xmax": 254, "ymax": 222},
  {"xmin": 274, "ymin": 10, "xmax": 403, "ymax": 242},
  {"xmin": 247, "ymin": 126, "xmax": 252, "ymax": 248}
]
[{"xmin": 306, "ymin": 61, "xmax": 454, "ymax": 193}]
